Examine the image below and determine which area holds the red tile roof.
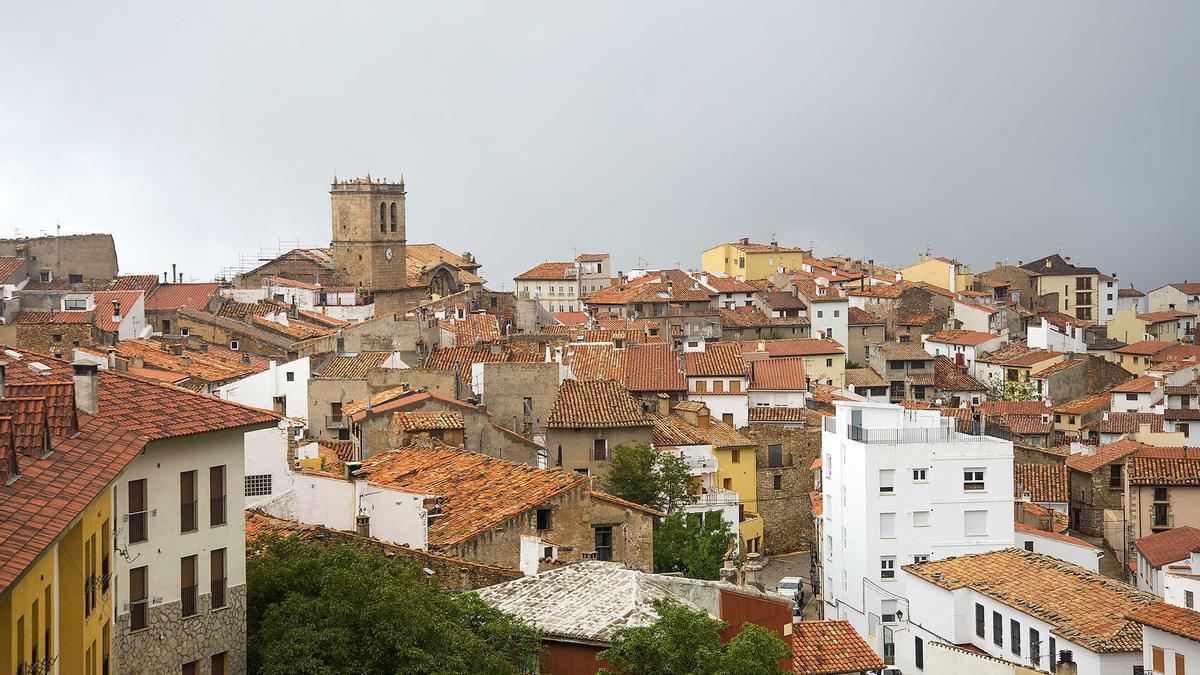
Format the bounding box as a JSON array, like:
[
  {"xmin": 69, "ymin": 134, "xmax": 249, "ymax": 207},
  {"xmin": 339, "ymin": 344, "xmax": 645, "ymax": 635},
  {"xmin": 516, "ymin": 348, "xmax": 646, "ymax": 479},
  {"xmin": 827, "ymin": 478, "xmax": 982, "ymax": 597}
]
[
  {"xmin": 1014, "ymin": 522, "xmax": 1101, "ymax": 550},
  {"xmin": 1056, "ymin": 393, "xmax": 1110, "ymax": 415},
  {"xmin": 547, "ymin": 380, "xmax": 649, "ymax": 429},
  {"xmin": 1013, "ymin": 463, "xmax": 1068, "ymax": 502},
  {"xmin": 1127, "ymin": 602, "xmax": 1200, "ymax": 643},
  {"xmin": 932, "ymin": 356, "xmax": 984, "ymax": 392},
  {"xmin": 730, "ymin": 338, "xmax": 844, "ymax": 357},
  {"xmin": 790, "ymin": 620, "xmax": 884, "ymax": 674},
  {"xmin": 926, "ymin": 330, "xmax": 998, "ymax": 347},
  {"xmin": 1116, "ymin": 340, "xmax": 1177, "ymax": 356},
  {"xmin": 625, "ymin": 343, "xmax": 685, "ymax": 393},
  {"xmin": 846, "ymin": 307, "xmax": 884, "ymax": 326},
  {"xmin": 976, "ymin": 400, "xmax": 1053, "ymax": 415},
  {"xmin": 359, "ymin": 444, "xmax": 587, "ymax": 547},
  {"xmin": 1066, "ymin": 439, "xmax": 1146, "ymax": 473},
  {"xmin": 1112, "ymin": 375, "xmax": 1160, "ymax": 394},
  {"xmin": 748, "ymin": 407, "xmax": 807, "ymax": 423},
  {"xmin": 315, "ymin": 351, "xmax": 393, "ymax": 379},
  {"xmin": 552, "ymin": 311, "xmax": 591, "ymax": 327},
  {"xmin": 748, "ymin": 358, "xmax": 806, "ymax": 390},
  {"xmin": 0, "ymin": 256, "xmax": 26, "ymax": 282},
  {"xmin": 12, "ymin": 311, "xmax": 90, "ymax": 325},
  {"xmin": 390, "ymin": 410, "xmax": 465, "ymax": 431},
  {"xmin": 684, "ymin": 344, "xmax": 746, "ymax": 377},
  {"xmin": 563, "ymin": 343, "xmax": 627, "ymax": 382},
  {"xmin": 144, "ymin": 282, "xmax": 220, "ymax": 311},
  {"xmin": 1138, "ymin": 311, "xmax": 1197, "ymax": 322},
  {"xmin": 107, "ymin": 274, "xmax": 160, "ymax": 292},
  {"xmin": 92, "ymin": 290, "xmax": 144, "ymax": 332},
  {"xmin": 1135, "ymin": 527, "xmax": 1200, "ymax": 568},
  {"xmin": 514, "ymin": 261, "xmax": 575, "ymax": 281},
  {"xmin": 439, "ymin": 313, "xmax": 501, "ymax": 345},
  {"xmin": 1127, "ymin": 456, "xmax": 1200, "ymax": 486},
  {"xmin": 1087, "ymin": 412, "xmax": 1164, "ymax": 434}
]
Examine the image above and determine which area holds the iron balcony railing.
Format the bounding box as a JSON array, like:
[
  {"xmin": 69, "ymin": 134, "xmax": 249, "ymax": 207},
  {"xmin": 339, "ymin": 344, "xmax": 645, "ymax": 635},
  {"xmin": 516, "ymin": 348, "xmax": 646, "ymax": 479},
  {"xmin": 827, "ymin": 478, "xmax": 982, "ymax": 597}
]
[{"xmin": 325, "ymin": 414, "xmax": 348, "ymax": 430}]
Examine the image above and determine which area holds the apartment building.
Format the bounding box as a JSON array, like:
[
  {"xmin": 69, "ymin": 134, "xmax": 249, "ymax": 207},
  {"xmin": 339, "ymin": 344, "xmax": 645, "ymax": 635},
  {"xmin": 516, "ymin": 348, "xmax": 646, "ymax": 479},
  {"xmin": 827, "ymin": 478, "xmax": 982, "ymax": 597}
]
[
  {"xmin": 819, "ymin": 401, "xmax": 1014, "ymax": 662},
  {"xmin": 1021, "ymin": 254, "xmax": 1102, "ymax": 322}
]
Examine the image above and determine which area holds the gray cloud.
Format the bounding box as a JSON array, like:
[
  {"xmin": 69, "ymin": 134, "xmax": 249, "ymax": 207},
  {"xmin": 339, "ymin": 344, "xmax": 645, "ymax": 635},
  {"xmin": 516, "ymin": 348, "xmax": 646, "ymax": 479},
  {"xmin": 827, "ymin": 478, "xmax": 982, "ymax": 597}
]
[{"xmin": 1, "ymin": 1, "xmax": 1197, "ymax": 290}]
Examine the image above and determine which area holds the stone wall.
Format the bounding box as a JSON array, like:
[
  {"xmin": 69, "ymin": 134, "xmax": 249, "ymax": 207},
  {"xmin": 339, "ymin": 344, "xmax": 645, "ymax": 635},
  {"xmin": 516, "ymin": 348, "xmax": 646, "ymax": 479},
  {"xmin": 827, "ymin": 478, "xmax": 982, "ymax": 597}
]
[
  {"xmin": 480, "ymin": 362, "xmax": 561, "ymax": 436},
  {"xmin": 367, "ymin": 367, "xmax": 457, "ymax": 398},
  {"xmin": 307, "ymin": 377, "xmax": 369, "ymax": 440},
  {"xmin": 975, "ymin": 265, "xmax": 1037, "ymax": 309},
  {"xmin": 546, "ymin": 426, "xmax": 655, "ymax": 477},
  {"xmin": 364, "ymin": 396, "xmax": 542, "ymax": 466},
  {"xmin": 0, "ymin": 233, "xmax": 118, "ymax": 286},
  {"xmin": 744, "ymin": 421, "xmax": 821, "ymax": 554},
  {"xmin": 0, "ymin": 322, "xmax": 100, "ymax": 360},
  {"xmin": 1069, "ymin": 466, "xmax": 1124, "ymax": 538},
  {"xmin": 112, "ymin": 584, "xmax": 246, "ymax": 675}
]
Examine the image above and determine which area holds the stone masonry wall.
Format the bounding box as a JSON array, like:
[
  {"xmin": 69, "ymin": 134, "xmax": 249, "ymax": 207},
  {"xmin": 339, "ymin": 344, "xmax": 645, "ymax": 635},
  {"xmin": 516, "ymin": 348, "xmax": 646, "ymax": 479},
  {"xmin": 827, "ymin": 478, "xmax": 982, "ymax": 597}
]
[
  {"xmin": 744, "ymin": 420, "xmax": 822, "ymax": 555},
  {"xmin": 112, "ymin": 584, "xmax": 246, "ymax": 675}
]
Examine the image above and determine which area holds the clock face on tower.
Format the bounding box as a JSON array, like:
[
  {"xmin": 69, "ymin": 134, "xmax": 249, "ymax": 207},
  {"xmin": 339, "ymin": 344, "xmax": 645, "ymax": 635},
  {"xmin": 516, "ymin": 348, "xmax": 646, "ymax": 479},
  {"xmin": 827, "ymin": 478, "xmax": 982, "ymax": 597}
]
[{"xmin": 385, "ymin": 247, "xmax": 393, "ymax": 261}]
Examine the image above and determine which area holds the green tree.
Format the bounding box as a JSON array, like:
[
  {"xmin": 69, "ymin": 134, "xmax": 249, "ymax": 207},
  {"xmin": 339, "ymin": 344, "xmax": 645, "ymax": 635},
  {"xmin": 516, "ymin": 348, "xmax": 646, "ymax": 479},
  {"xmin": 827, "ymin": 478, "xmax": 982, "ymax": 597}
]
[
  {"xmin": 247, "ymin": 536, "xmax": 541, "ymax": 675},
  {"xmin": 654, "ymin": 511, "xmax": 736, "ymax": 580},
  {"xmin": 598, "ymin": 598, "xmax": 791, "ymax": 675},
  {"xmin": 983, "ymin": 375, "xmax": 1034, "ymax": 401},
  {"xmin": 602, "ymin": 443, "xmax": 695, "ymax": 513}
]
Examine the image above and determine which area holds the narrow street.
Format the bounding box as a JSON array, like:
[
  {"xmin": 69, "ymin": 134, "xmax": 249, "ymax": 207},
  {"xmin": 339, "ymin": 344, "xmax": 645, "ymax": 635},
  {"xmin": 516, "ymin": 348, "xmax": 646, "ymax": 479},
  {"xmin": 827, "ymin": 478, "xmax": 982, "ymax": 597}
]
[{"xmin": 760, "ymin": 551, "xmax": 822, "ymax": 620}]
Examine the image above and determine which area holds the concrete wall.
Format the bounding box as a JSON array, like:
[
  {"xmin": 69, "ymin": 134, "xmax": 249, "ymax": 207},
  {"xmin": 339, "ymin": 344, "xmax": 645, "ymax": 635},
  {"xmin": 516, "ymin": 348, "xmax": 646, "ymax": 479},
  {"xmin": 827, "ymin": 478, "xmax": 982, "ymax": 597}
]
[
  {"xmin": 0, "ymin": 234, "xmax": 118, "ymax": 287},
  {"xmin": 545, "ymin": 426, "xmax": 654, "ymax": 477},
  {"xmin": 479, "ymin": 362, "xmax": 562, "ymax": 437},
  {"xmin": 307, "ymin": 377, "xmax": 369, "ymax": 440}
]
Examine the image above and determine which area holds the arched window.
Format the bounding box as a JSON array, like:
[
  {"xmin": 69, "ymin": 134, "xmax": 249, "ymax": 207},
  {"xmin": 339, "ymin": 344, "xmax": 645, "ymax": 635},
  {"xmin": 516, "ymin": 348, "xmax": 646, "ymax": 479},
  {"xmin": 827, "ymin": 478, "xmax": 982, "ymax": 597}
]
[
  {"xmin": 390, "ymin": 202, "xmax": 397, "ymax": 232},
  {"xmin": 380, "ymin": 203, "xmax": 387, "ymax": 233}
]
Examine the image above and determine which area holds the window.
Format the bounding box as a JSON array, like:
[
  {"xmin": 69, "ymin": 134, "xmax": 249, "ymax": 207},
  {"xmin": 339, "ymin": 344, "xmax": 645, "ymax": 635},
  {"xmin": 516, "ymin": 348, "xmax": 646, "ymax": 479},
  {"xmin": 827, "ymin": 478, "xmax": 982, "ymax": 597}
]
[
  {"xmin": 975, "ymin": 603, "xmax": 985, "ymax": 637},
  {"xmin": 729, "ymin": 379, "xmax": 742, "ymax": 393},
  {"xmin": 965, "ymin": 510, "xmax": 988, "ymax": 537},
  {"xmin": 914, "ymin": 636, "xmax": 923, "ymax": 670},
  {"xmin": 993, "ymin": 611, "xmax": 1003, "ymax": 646},
  {"xmin": 184, "ymin": 660, "xmax": 199, "ymax": 675},
  {"xmin": 695, "ymin": 380, "xmax": 708, "ymax": 393},
  {"xmin": 285, "ymin": 371, "xmax": 294, "ymax": 382},
  {"xmin": 380, "ymin": 202, "xmax": 387, "ymax": 232},
  {"xmin": 1024, "ymin": 540, "xmax": 1034, "ymax": 551},
  {"xmin": 880, "ymin": 512, "xmax": 896, "ymax": 538},
  {"xmin": 826, "ymin": 358, "xmax": 833, "ymax": 367},
  {"xmin": 1126, "ymin": 393, "xmax": 1139, "ymax": 401},
  {"xmin": 181, "ymin": 555, "xmax": 198, "ymax": 617},
  {"xmin": 1155, "ymin": 487, "xmax": 1169, "ymax": 501},
  {"xmin": 881, "ymin": 599, "xmax": 898, "ymax": 623},
  {"xmin": 211, "ymin": 652, "xmax": 228, "ymax": 675},
  {"xmin": 768, "ymin": 444, "xmax": 782, "ymax": 468},
  {"xmin": 1109, "ymin": 463, "xmax": 1123, "ymax": 489},
  {"xmin": 712, "ymin": 380, "xmax": 724, "ymax": 393},
  {"xmin": 964, "ymin": 468, "xmax": 985, "ymax": 491},
  {"xmin": 1050, "ymin": 637, "xmax": 1056, "ymax": 673},
  {"xmin": 879, "ymin": 469, "xmax": 895, "ymax": 494},
  {"xmin": 913, "ymin": 554, "xmax": 929, "ymax": 563},
  {"xmin": 1010, "ymin": 619, "xmax": 1020, "ymax": 655},
  {"xmin": 722, "ymin": 413, "xmax": 733, "ymax": 426},
  {"xmin": 913, "ymin": 511, "xmax": 930, "ymax": 527},
  {"xmin": 912, "ymin": 468, "xmax": 927, "ymax": 482},
  {"xmin": 130, "ymin": 566, "xmax": 148, "ymax": 631},
  {"xmin": 180, "ymin": 470, "xmax": 198, "ymax": 532},
  {"xmin": 834, "ymin": 309, "xmax": 840, "ymax": 318},
  {"xmin": 52, "ymin": 333, "xmax": 63, "ymax": 343},
  {"xmin": 723, "ymin": 477, "xmax": 733, "ymax": 490},
  {"xmin": 1188, "ymin": 590, "xmax": 1195, "ymax": 609},
  {"xmin": 229, "ymin": 340, "xmax": 239, "ymax": 351},
  {"xmin": 536, "ymin": 508, "xmax": 551, "ymax": 530},
  {"xmin": 592, "ymin": 438, "xmax": 608, "ymax": 461},
  {"xmin": 69, "ymin": 273, "xmax": 84, "ymax": 284},
  {"xmin": 245, "ymin": 474, "xmax": 272, "ymax": 497},
  {"xmin": 1029, "ymin": 628, "xmax": 1040, "ymax": 667},
  {"xmin": 390, "ymin": 202, "xmax": 397, "ymax": 232},
  {"xmin": 880, "ymin": 556, "xmax": 895, "ymax": 580},
  {"xmin": 210, "ymin": 465, "xmax": 226, "ymax": 527},
  {"xmin": 211, "ymin": 548, "xmax": 227, "ymax": 609},
  {"xmin": 1153, "ymin": 648, "xmax": 1165, "ymax": 673},
  {"xmin": 594, "ymin": 526, "xmax": 613, "ymax": 561},
  {"xmin": 128, "ymin": 479, "xmax": 148, "ymax": 544},
  {"xmin": 730, "ymin": 448, "xmax": 741, "ymax": 463},
  {"xmin": 1178, "ymin": 654, "xmax": 1187, "ymax": 675},
  {"xmin": 1154, "ymin": 503, "xmax": 1170, "ymax": 528}
]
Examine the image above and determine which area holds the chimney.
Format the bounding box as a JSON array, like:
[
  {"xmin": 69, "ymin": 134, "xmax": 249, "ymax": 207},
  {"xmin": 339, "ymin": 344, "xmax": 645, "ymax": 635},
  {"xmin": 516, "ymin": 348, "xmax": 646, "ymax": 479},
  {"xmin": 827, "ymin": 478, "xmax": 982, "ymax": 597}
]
[
  {"xmin": 241, "ymin": 353, "xmax": 250, "ymax": 365},
  {"xmin": 656, "ymin": 393, "xmax": 671, "ymax": 416},
  {"xmin": 697, "ymin": 407, "xmax": 710, "ymax": 428},
  {"xmin": 355, "ymin": 515, "xmax": 370, "ymax": 537},
  {"xmin": 1056, "ymin": 650, "xmax": 1077, "ymax": 675},
  {"xmin": 0, "ymin": 362, "xmax": 6, "ymax": 398},
  {"xmin": 72, "ymin": 361, "xmax": 99, "ymax": 414},
  {"xmin": 106, "ymin": 349, "xmax": 117, "ymax": 370},
  {"xmin": 719, "ymin": 540, "xmax": 738, "ymax": 584},
  {"xmin": 172, "ymin": 263, "xmax": 177, "ymax": 284},
  {"xmin": 741, "ymin": 553, "xmax": 764, "ymax": 591},
  {"xmin": 181, "ymin": 355, "xmax": 190, "ymax": 367}
]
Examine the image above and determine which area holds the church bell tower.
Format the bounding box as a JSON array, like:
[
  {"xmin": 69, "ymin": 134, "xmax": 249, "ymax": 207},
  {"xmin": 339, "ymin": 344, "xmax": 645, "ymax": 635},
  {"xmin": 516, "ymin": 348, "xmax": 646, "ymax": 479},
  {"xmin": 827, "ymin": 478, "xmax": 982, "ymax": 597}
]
[{"xmin": 329, "ymin": 175, "xmax": 407, "ymax": 307}]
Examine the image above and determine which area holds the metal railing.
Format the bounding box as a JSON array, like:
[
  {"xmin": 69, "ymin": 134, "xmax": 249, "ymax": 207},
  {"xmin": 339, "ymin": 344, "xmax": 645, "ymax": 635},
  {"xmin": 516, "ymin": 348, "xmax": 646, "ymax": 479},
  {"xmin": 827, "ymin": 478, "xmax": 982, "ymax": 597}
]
[
  {"xmin": 130, "ymin": 599, "xmax": 148, "ymax": 630},
  {"xmin": 181, "ymin": 500, "xmax": 197, "ymax": 532},
  {"xmin": 210, "ymin": 495, "xmax": 227, "ymax": 526},
  {"xmin": 182, "ymin": 585, "xmax": 198, "ymax": 617},
  {"xmin": 846, "ymin": 424, "xmax": 998, "ymax": 444},
  {"xmin": 325, "ymin": 414, "xmax": 348, "ymax": 430},
  {"xmin": 128, "ymin": 511, "xmax": 147, "ymax": 544},
  {"xmin": 212, "ymin": 578, "xmax": 227, "ymax": 609}
]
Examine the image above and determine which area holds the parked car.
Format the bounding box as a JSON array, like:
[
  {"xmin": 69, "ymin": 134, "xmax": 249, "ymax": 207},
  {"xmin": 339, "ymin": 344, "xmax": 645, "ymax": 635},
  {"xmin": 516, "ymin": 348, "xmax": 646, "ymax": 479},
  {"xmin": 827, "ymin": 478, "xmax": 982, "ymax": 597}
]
[{"xmin": 775, "ymin": 576, "xmax": 802, "ymax": 599}]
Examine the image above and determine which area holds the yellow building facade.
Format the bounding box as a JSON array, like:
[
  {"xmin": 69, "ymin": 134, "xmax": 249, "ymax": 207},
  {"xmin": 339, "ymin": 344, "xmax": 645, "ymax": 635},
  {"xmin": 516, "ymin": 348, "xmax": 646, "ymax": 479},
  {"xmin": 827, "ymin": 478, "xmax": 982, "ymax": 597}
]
[
  {"xmin": 701, "ymin": 241, "xmax": 811, "ymax": 281},
  {"xmin": 900, "ymin": 255, "xmax": 973, "ymax": 293},
  {"xmin": 1107, "ymin": 308, "xmax": 1149, "ymax": 345},
  {"xmin": 712, "ymin": 443, "xmax": 763, "ymax": 554},
  {"xmin": 1, "ymin": 489, "xmax": 112, "ymax": 675}
]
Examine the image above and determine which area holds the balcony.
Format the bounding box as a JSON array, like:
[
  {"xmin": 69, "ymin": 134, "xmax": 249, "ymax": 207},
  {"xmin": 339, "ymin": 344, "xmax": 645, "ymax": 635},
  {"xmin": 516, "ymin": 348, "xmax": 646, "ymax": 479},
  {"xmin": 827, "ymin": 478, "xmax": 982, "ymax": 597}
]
[
  {"xmin": 325, "ymin": 414, "xmax": 348, "ymax": 430},
  {"xmin": 846, "ymin": 424, "xmax": 999, "ymax": 444},
  {"xmin": 692, "ymin": 487, "xmax": 740, "ymax": 508}
]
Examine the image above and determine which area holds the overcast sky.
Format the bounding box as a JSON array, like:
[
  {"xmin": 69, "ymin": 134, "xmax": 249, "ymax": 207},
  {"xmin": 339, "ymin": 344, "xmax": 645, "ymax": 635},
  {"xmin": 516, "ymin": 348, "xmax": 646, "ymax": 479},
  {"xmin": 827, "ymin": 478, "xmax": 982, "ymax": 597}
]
[{"xmin": 2, "ymin": 2, "xmax": 1197, "ymax": 291}]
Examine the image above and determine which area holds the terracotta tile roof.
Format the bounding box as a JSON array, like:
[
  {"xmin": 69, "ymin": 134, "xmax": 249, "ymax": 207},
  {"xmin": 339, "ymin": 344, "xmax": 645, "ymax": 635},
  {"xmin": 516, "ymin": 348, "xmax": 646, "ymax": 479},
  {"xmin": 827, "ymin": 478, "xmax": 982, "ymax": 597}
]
[
  {"xmin": 391, "ymin": 410, "xmax": 464, "ymax": 431},
  {"xmin": 647, "ymin": 411, "xmax": 753, "ymax": 448},
  {"xmin": 701, "ymin": 275, "xmax": 759, "ymax": 294},
  {"xmin": 552, "ymin": 311, "xmax": 591, "ymax": 327},
  {"xmin": 905, "ymin": 372, "xmax": 936, "ymax": 386},
  {"xmin": 514, "ymin": 261, "xmax": 575, "ymax": 281},
  {"xmin": 1066, "ymin": 439, "xmax": 1146, "ymax": 473},
  {"xmin": 90, "ymin": 291, "xmax": 143, "ymax": 332},
  {"xmin": 763, "ymin": 291, "xmax": 806, "ymax": 311},
  {"xmin": 424, "ymin": 345, "xmax": 540, "ymax": 380},
  {"xmin": 1057, "ymin": 393, "xmax": 1110, "ymax": 415},
  {"xmin": 439, "ymin": 313, "xmax": 501, "ymax": 345},
  {"xmin": 1014, "ymin": 463, "xmax": 1068, "ymax": 502},
  {"xmin": 685, "ymin": 344, "xmax": 746, "ymax": 377},
  {"xmin": 4, "ymin": 382, "xmax": 78, "ymax": 438},
  {"xmin": 748, "ymin": 407, "xmax": 807, "ymax": 423},
  {"xmin": 106, "ymin": 274, "xmax": 159, "ymax": 292},
  {"xmin": 1166, "ymin": 384, "xmax": 1200, "ymax": 396},
  {"xmin": 250, "ymin": 313, "xmax": 333, "ymax": 340},
  {"xmin": 1119, "ymin": 287, "xmax": 1146, "ymax": 298},
  {"xmin": 563, "ymin": 343, "xmax": 628, "ymax": 382},
  {"xmin": 12, "ymin": 311, "xmax": 90, "ymax": 325},
  {"xmin": 341, "ymin": 385, "xmax": 418, "ymax": 417},
  {"xmin": 905, "ymin": 548, "xmax": 1157, "ymax": 653},
  {"xmin": 847, "ymin": 307, "xmax": 884, "ymax": 326},
  {"xmin": 790, "ymin": 620, "xmax": 885, "ymax": 674},
  {"xmin": 932, "ymin": 356, "xmax": 984, "ymax": 392},
  {"xmin": 176, "ymin": 307, "xmax": 298, "ymax": 349},
  {"xmin": 346, "ymin": 390, "xmax": 476, "ymax": 423},
  {"xmin": 1031, "ymin": 359, "xmax": 1083, "ymax": 378},
  {"xmin": 1128, "ymin": 456, "xmax": 1200, "ymax": 486},
  {"xmin": 1021, "ymin": 254, "xmax": 1101, "ymax": 277},
  {"xmin": 1128, "ymin": 602, "xmax": 1200, "ymax": 643},
  {"xmin": 848, "ymin": 284, "xmax": 902, "ymax": 298},
  {"xmin": 748, "ymin": 358, "xmax": 806, "ymax": 390},
  {"xmin": 1002, "ymin": 350, "xmax": 1064, "ymax": 368},
  {"xmin": 100, "ymin": 338, "xmax": 265, "ymax": 384},
  {"xmin": 976, "ymin": 400, "xmax": 1053, "ymax": 415},
  {"xmin": 718, "ymin": 307, "xmax": 810, "ymax": 329},
  {"xmin": 625, "ymin": 343, "xmax": 685, "ymax": 393},
  {"xmin": 586, "ymin": 280, "xmax": 712, "ymax": 306},
  {"xmin": 0, "ymin": 398, "xmax": 49, "ymax": 458},
  {"xmin": 997, "ymin": 413, "xmax": 1053, "ymax": 436},
  {"xmin": 315, "ymin": 351, "xmax": 392, "ymax": 379},
  {"xmin": 1021, "ymin": 501, "xmax": 1070, "ymax": 533},
  {"xmin": 926, "ymin": 330, "xmax": 998, "ymax": 347},
  {"xmin": 1160, "ymin": 345, "xmax": 1200, "ymax": 362},
  {"xmin": 547, "ymin": 380, "xmax": 649, "ymax": 429},
  {"xmin": 1014, "ymin": 522, "xmax": 1101, "ymax": 550},
  {"xmin": 845, "ymin": 367, "xmax": 887, "ymax": 389},
  {"xmin": 359, "ymin": 444, "xmax": 586, "ymax": 547},
  {"xmin": 144, "ymin": 282, "xmax": 219, "ymax": 311},
  {"xmin": 216, "ymin": 299, "xmax": 278, "ymax": 319},
  {"xmin": 406, "ymin": 244, "xmax": 486, "ymax": 288},
  {"xmin": 1139, "ymin": 311, "xmax": 1197, "ymax": 322},
  {"xmin": 1112, "ymin": 375, "xmax": 1160, "ymax": 394},
  {"xmin": 727, "ymin": 240, "xmax": 809, "ymax": 254},
  {"xmin": 1166, "ymin": 409, "xmax": 1200, "ymax": 421},
  {"xmin": 0, "ymin": 256, "xmax": 26, "ymax": 282},
  {"xmin": 730, "ymin": 338, "xmax": 844, "ymax": 357},
  {"xmin": 297, "ymin": 309, "xmax": 350, "ymax": 328},
  {"xmin": 874, "ymin": 342, "xmax": 933, "ymax": 361},
  {"xmin": 1087, "ymin": 412, "xmax": 1164, "ymax": 434},
  {"xmin": 1135, "ymin": 527, "xmax": 1200, "ymax": 568},
  {"xmin": 316, "ymin": 438, "xmax": 357, "ymax": 462},
  {"xmin": 244, "ymin": 510, "xmax": 520, "ymax": 581},
  {"xmin": 1117, "ymin": 340, "xmax": 1177, "ymax": 356}
]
